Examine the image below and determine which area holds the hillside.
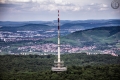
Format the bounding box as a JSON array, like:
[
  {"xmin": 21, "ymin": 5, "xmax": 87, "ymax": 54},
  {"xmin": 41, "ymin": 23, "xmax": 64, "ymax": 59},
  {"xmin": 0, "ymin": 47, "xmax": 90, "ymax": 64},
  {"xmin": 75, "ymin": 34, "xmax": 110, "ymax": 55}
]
[
  {"xmin": 1, "ymin": 64, "xmax": 120, "ymax": 80},
  {"xmin": 0, "ymin": 24, "xmax": 54, "ymax": 32},
  {"xmin": 0, "ymin": 54, "xmax": 120, "ymax": 80},
  {"xmin": 0, "ymin": 53, "xmax": 120, "ymax": 72},
  {"xmin": 61, "ymin": 22, "xmax": 106, "ymax": 29},
  {"xmin": 59, "ymin": 26, "xmax": 120, "ymax": 46}
]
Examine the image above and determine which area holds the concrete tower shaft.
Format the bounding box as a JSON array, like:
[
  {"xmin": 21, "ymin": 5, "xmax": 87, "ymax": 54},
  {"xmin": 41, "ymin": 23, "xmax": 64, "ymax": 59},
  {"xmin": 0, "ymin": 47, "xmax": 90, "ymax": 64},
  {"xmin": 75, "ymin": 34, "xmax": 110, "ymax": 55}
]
[
  {"xmin": 51, "ymin": 10, "xmax": 67, "ymax": 72},
  {"xmin": 58, "ymin": 10, "xmax": 60, "ymax": 63}
]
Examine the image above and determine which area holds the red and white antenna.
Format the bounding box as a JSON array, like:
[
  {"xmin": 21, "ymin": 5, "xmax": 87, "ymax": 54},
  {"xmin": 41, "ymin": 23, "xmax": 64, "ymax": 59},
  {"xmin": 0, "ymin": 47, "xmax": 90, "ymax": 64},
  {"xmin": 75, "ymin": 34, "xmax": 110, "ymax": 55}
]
[
  {"xmin": 51, "ymin": 10, "xmax": 67, "ymax": 71},
  {"xmin": 58, "ymin": 10, "xmax": 60, "ymax": 30},
  {"xmin": 58, "ymin": 10, "xmax": 60, "ymax": 63}
]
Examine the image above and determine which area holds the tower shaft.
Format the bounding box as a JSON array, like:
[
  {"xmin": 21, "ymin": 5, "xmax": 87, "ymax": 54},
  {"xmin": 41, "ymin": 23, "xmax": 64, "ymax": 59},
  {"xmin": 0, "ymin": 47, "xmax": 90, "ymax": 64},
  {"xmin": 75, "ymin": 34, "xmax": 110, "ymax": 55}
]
[
  {"xmin": 58, "ymin": 10, "xmax": 60, "ymax": 63},
  {"xmin": 51, "ymin": 10, "xmax": 67, "ymax": 71}
]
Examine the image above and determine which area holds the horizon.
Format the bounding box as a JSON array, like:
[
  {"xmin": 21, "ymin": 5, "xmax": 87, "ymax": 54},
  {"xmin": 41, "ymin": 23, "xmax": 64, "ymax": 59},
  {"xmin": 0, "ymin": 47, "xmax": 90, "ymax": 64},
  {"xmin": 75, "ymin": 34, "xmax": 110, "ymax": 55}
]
[{"xmin": 0, "ymin": 19, "xmax": 120, "ymax": 22}]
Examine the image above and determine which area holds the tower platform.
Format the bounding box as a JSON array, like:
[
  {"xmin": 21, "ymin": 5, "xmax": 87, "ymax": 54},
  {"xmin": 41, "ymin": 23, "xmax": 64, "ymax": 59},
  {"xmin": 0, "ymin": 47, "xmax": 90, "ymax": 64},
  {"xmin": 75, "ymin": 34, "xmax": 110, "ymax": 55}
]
[{"xmin": 52, "ymin": 60, "xmax": 67, "ymax": 71}]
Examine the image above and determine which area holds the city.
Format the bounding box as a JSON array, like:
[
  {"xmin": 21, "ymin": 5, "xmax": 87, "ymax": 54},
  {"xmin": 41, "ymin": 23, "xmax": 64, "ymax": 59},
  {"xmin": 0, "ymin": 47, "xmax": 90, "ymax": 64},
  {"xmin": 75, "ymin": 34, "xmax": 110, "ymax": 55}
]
[{"xmin": 0, "ymin": 27, "xmax": 119, "ymax": 57}]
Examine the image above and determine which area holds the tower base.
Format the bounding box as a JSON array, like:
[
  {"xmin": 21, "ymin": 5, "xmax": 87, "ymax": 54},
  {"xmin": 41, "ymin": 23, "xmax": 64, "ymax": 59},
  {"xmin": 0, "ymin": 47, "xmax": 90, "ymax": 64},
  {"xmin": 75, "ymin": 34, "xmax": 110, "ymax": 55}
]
[
  {"xmin": 52, "ymin": 67, "xmax": 67, "ymax": 71},
  {"xmin": 51, "ymin": 60, "xmax": 67, "ymax": 71}
]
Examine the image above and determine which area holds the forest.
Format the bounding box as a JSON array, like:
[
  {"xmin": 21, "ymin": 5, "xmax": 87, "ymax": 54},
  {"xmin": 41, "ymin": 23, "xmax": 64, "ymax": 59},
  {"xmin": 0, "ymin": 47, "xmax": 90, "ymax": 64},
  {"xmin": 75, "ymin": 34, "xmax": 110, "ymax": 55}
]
[{"xmin": 0, "ymin": 53, "xmax": 120, "ymax": 80}]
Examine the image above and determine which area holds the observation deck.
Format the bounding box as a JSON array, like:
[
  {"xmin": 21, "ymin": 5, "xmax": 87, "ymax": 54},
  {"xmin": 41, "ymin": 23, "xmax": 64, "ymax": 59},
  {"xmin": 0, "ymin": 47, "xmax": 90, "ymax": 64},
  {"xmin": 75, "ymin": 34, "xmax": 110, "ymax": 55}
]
[{"xmin": 52, "ymin": 60, "xmax": 67, "ymax": 71}]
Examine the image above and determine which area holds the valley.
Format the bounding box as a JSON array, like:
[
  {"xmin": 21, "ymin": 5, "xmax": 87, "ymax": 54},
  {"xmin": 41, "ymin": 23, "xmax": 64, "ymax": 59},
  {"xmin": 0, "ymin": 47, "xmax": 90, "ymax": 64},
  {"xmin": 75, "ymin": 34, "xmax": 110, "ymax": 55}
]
[{"xmin": 0, "ymin": 20, "xmax": 120, "ymax": 56}]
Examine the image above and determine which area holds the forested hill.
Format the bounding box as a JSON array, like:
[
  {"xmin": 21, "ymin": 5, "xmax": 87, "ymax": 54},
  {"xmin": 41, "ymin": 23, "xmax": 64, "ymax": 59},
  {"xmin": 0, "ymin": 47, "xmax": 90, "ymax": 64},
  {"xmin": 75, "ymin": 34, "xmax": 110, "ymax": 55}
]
[
  {"xmin": 0, "ymin": 53, "xmax": 120, "ymax": 80},
  {"xmin": 66, "ymin": 26, "xmax": 120, "ymax": 41},
  {"xmin": 0, "ymin": 53, "xmax": 120, "ymax": 72},
  {"xmin": 0, "ymin": 24, "xmax": 53, "ymax": 32}
]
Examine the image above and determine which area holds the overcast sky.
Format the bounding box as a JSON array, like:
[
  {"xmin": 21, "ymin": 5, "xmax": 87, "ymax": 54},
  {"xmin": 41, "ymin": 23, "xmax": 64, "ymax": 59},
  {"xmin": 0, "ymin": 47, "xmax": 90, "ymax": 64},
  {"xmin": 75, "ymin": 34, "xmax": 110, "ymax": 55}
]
[{"xmin": 0, "ymin": 0, "xmax": 120, "ymax": 21}]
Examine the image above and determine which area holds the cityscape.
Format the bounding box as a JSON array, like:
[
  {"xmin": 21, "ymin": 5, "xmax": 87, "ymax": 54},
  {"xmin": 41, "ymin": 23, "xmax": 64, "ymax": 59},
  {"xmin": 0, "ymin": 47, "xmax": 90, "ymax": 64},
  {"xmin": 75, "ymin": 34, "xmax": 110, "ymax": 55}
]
[
  {"xmin": 0, "ymin": 27, "xmax": 119, "ymax": 57},
  {"xmin": 0, "ymin": 29, "xmax": 81, "ymax": 42}
]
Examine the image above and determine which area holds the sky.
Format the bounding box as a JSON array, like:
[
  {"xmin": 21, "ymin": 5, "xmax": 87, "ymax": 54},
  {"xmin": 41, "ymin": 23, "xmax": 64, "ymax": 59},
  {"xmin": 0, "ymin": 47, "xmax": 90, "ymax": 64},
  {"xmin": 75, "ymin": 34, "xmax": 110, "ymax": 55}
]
[{"xmin": 0, "ymin": 0, "xmax": 120, "ymax": 21}]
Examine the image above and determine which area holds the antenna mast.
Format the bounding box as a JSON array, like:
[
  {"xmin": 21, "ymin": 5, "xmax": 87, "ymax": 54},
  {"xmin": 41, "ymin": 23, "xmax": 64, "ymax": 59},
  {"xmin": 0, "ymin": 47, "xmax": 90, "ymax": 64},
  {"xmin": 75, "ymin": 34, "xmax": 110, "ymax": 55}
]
[
  {"xmin": 51, "ymin": 10, "xmax": 67, "ymax": 72},
  {"xmin": 58, "ymin": 10, "xmax": 60, "ymax": 63}
]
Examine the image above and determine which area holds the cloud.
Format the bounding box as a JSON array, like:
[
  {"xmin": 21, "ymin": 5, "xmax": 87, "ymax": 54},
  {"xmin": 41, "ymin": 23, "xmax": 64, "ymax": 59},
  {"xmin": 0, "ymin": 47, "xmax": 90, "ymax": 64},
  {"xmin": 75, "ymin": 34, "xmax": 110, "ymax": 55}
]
[
  {"xmin": 54, "ymin": 0, "xmax": 62, "ymax": 4},
  {"xmin": 87, "ymin": 7, "xmax": 91, "ymax": 10},
  {"xmin": 0, "ymin": 0, "xmax": 42, "ymax": 3},
  {"xmin": 102, "ymin": 4, "xmax": 108, "ymax": 7},
  {"xmin": 99, "ymin": 8, "xmax": 107, "ymax": 11},
  {"xmin": 0, "ymin": 0, "xmax": 110, "ymax": 13},
  {"xmin": 0, "ymin": 0, "xmax": 83, "ymax": 12},
  {"xmin": 0, "ymin": 1, "xmax": 113, "ymax": 15},
  {"xmin": 0, "ymin": 0, "xmax": 6, "ymax": 3},
  {"xmin": 90, "ymin": 3, "xmax": 95, "ymax": 5},
  {"xmin": 85, "ymin": 3, "xmax": 109, "ymax": 11},
  {"xmin": 98, "ymin": 4, "xmax": 108, "ymax": 11},
  {"xmin": 8, "ymin": 0, "xmax": 30, "ymax": 2}
]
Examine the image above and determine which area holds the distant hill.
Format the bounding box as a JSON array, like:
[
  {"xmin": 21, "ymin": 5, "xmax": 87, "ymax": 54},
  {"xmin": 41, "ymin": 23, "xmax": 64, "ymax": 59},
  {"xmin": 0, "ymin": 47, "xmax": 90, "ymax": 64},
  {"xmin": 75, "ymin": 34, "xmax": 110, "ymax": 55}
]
[
  {"xmin": 0, "ymin": 19, "xmax": 120, "ymax": 32},
  {"xmin": 60, "ymin": 19, "xmax": 120, "ymax": 29},
  {"xmin": 66, "ymin": 26, "xmax": 120, "ymax": 41},
  {"xmin": 0, "ymin": 24, "xmax": 54, "ymax": 32},
  {"xmin": 47, "ymin": 26, "xmax": 120, "ymax": 47}
]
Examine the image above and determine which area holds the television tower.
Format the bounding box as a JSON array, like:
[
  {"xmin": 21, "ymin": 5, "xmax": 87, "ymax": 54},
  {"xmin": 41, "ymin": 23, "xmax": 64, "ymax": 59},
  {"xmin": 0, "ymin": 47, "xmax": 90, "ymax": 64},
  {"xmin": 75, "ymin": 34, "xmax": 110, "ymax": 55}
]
[{"xmin": 51, "ymin": 10, "xmax": 67, "ymax": 71}]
